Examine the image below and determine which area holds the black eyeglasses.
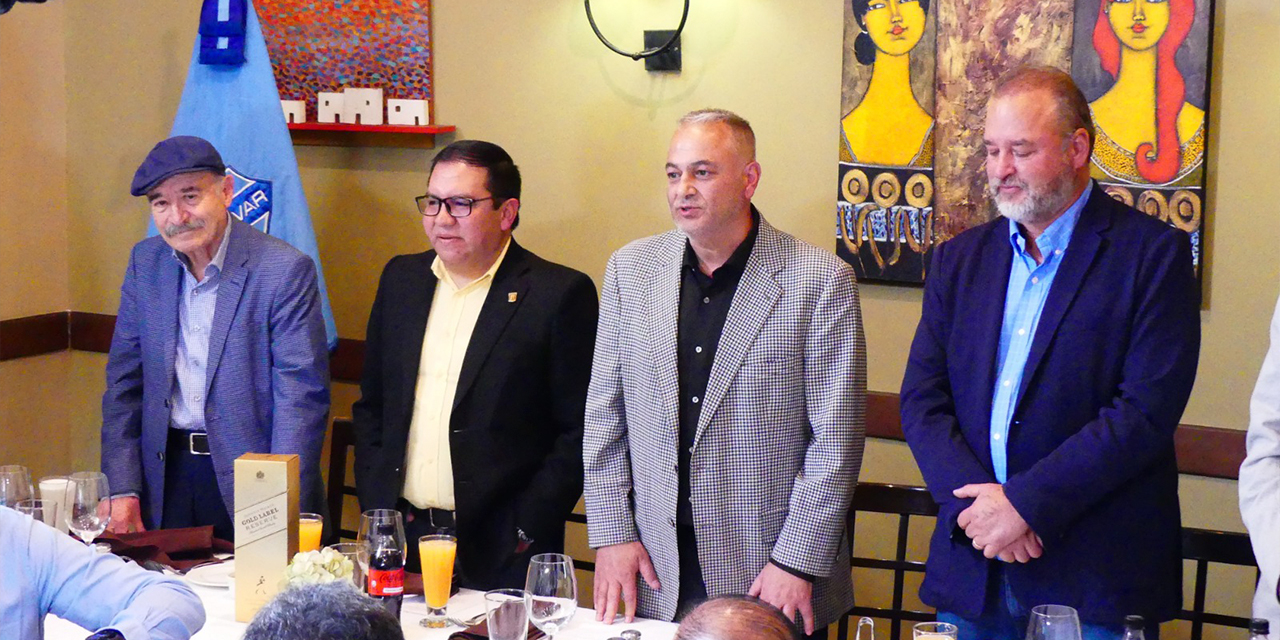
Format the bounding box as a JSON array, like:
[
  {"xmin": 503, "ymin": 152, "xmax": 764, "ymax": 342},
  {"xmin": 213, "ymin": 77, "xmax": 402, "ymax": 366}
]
[{"xmin": 415, "ymin": 195, "xmax": 497, "ymax": 218}]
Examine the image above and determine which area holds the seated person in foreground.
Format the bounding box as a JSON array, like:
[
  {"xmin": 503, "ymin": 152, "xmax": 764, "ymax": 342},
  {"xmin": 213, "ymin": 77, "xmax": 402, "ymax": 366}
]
[
  {"xmin": 243, "ymin": 582, "xmax": 404, "ymax": 640},
  {"xmin": 674, "ymin": 595, "xmax": 802, "ymax": 640},
  {"xmin": 0, "ymin": 505, "xmax": 205, "ymax": 639}
]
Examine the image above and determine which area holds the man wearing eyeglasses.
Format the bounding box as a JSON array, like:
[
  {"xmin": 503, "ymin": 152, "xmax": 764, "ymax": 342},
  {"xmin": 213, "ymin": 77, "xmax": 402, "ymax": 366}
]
[{"xmin": 352, "ymin": 140, "xmax": 598, "ymax": 589}]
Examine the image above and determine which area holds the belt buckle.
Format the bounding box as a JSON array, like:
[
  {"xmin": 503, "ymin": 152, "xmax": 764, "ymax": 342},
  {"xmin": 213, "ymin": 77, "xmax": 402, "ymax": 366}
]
[{"xmin": 189, "ymin": 432, "xmax": 211, "ymax": 456}]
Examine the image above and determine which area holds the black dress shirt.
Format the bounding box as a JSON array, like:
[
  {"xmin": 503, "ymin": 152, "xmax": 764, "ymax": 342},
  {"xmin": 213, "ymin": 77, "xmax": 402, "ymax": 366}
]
[{"xmin": 676, "ymin": 214, "xmax": 759, "ymax": 525}]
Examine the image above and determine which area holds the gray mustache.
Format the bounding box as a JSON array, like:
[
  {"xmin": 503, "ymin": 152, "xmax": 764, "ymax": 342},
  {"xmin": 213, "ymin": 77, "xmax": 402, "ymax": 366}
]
[{"xmin": 165, "ymin": 220, "xmax": 206, "ymax": 236}]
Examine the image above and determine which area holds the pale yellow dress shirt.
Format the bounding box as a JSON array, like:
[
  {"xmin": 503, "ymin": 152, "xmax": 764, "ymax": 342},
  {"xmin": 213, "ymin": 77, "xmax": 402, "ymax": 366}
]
[{"xmin": 402, "ymin": 239, "xmax": 511, "ymax": 510}]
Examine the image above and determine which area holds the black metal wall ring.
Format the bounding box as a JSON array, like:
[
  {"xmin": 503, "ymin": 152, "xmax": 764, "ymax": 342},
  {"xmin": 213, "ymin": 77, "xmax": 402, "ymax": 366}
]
[{"xmin": 584, "ymin": 0, "xmax": 690, "ymax": 61}]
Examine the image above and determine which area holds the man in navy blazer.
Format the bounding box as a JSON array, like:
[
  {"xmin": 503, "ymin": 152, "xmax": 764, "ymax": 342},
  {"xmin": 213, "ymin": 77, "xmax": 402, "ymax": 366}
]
[
  {"xmin": 101, "ymin": 136, "xmax": 330, "ymax": 540},
  {"xmin": 900, "ymin": 67, "xmax": 1199, "ymax": 639}
]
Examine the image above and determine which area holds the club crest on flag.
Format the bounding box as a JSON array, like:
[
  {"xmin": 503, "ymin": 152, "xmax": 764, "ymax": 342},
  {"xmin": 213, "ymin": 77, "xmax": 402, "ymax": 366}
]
[{"xmin": 227, "ymin": 166, "xmax": 272, "ymax": 234}]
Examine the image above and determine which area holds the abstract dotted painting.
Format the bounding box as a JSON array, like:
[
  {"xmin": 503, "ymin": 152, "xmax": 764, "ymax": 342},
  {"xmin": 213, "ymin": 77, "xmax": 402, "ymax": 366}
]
[{"xmin": 257, "ymin": 0, "xmax": 433, "ymax": 122}]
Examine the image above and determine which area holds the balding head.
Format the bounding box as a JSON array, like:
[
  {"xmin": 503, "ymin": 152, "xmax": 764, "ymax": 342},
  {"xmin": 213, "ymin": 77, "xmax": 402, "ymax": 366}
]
[{"xmin": 674, "ymin": 596, "xmax": 801, "ymax": 640}]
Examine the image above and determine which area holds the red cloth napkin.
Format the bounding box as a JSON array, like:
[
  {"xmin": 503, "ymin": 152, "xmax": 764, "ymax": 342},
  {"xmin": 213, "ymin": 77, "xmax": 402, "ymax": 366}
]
[{"xmin": 96, "ymin": 525, "xmax": 233, "ymax": 572}]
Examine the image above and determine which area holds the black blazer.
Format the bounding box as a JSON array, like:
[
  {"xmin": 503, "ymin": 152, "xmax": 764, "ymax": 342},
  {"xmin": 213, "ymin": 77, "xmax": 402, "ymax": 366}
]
[
  {"xmin": 353, "ymin": 240, "xmax": 597, "ymax": 588},
  {"xmin": 900, "ymin": 184, "xmax": 1201, "ymax": 623}
]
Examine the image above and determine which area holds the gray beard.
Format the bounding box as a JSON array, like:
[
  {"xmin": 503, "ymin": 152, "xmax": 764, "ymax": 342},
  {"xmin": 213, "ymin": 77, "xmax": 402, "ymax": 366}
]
[{"xmin": 991, "ymin": 171, "xmax": 1077, "ymax": 226}]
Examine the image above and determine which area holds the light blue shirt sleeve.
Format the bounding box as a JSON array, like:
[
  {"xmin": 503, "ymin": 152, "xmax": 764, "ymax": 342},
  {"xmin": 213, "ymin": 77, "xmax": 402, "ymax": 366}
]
[{"xmin": 0, "ymin": 506, "xmax": 206, "ymax": 640}]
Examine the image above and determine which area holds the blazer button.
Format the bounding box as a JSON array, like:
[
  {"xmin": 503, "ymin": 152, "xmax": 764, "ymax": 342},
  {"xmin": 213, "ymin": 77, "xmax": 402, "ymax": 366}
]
[{"xmin": 157, "ymin": 452, "xmax": 165, "ymax": 462}]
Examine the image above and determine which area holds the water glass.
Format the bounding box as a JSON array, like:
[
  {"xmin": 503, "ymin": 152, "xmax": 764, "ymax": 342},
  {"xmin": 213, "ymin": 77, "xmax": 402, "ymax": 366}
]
[
  {"xmin": 915, "ymin": 621, "xmax": 959, "ymax": 640},
  {"xmin": 65, "ymin": 472, "xmax": 111, "ymax": 545},
  {"xmin": 37, "ymin": 476, "xmax": 70, "ymax": 532},
  {"xmin": 485, "ymin": 588, "xmax": 529, "ymax": 640},
  {"xmin": 326, "ymin": 542, "xmax": 365, "ymax": 589},
  {"xmin": 16, "ymin": 499, "xmax": 59, "ymax": 529},
  {"xmin": 1026, "ymin": 604, "xmax": 1084, "ymax": 640},
  {"xmin": 525, "ymin": 553, "xmax": 577, "ymax": 640},
  {"xmin": 0, "ymin": 465, "xmax": 34, "ymax": 508}
]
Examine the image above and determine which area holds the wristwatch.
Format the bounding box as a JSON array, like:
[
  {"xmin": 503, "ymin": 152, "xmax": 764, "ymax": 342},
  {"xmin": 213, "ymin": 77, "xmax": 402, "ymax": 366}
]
[{"xmin": 86, "ymin": 631, "xmax": 124, "ymax": 640}]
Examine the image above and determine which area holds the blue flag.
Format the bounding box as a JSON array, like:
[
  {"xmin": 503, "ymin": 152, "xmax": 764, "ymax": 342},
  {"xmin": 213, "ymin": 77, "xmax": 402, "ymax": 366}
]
[{"xmin": 162, "ymin": 0, "xmax": 338, "ymax": 348}]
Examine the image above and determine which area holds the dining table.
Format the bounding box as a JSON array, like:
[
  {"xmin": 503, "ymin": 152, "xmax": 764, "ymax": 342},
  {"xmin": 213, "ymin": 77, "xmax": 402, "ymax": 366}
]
[{"xmin": 43, "ymin": 569, "xmax": 680, "ymax": 640}]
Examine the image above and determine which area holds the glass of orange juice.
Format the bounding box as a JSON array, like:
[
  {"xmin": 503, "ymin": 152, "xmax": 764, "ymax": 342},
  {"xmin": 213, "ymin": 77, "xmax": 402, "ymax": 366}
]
[
  {"xmin": 298, "ymin": 513, "xmax": 323, "ymax": 553},
  {"xmin": 418, "ymin": 534, "xmax": 457, "ymax": 628}
]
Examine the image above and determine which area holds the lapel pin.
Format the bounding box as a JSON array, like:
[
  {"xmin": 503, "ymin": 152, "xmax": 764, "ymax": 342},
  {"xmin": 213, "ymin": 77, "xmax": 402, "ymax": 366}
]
[{"xmin": 508, "ymin": 292, "xmax": 518, "ymax": 303}]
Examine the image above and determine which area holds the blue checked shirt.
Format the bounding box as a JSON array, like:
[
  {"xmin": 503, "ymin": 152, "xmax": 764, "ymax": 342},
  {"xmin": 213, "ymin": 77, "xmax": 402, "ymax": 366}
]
[
  {"xmin": 989, "ymin": 187, "xmax": 1090, "ymax": 482},
  {"xmin": 169, "ymin": 220, "xmax": 231, "ymax": 432}
]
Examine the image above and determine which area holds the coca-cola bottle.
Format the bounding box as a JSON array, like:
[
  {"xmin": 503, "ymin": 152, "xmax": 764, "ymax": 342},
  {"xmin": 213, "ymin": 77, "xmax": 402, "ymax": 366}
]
[{"xmin": 367, "ymin": 522, "xmax": 405, "ymax": 618}]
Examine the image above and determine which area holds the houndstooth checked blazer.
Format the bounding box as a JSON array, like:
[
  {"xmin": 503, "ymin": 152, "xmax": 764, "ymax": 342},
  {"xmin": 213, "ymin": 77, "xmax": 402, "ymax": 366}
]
[{"xmin": 583, "ymin": 215, "xmax": 866, "ymax": 627}]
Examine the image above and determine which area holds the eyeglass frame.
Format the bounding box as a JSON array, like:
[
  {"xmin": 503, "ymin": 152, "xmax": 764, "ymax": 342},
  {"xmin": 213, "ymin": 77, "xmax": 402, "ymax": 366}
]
[{"xmin": 415, "ymin": 194, "xmax": 502, "ymax": 218}]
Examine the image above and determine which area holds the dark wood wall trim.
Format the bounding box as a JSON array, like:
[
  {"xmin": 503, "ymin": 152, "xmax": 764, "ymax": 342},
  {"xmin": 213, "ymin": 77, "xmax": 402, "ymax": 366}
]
[
  {"xmin": 0, "ymin": 312, "xmax": 1248, "ymax": 480},
  {"xmin": 0, "ymin": 312, "xmax": 69, "ymax": 361},
  {"xmin": 867, "ymin": 391, "xmax": 1245, "ymax": 480},
  {"xmin": 69, "ymin": 312, "xmax": 115, "ymax": 353},
  {"xmin": 331, "ymin": 338, "xmax": 365, "ymax": 384}
]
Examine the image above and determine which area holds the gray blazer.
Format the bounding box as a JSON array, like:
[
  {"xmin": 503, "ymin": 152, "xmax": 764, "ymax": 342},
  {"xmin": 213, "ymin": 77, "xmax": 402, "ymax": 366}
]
[
  {"xmin": 584, "ymin": 216, "xmax": 866, "ymax": 627},
  {"xmin": 100, "ymin": 217, "xmax": 330, "ymax": 528}
]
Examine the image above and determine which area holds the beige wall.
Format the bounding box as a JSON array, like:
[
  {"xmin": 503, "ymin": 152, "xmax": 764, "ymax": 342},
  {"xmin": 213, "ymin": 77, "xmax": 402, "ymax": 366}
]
[
  {"xmin": 0, "ymin": 3, "xmax": 72, "ymax": 473},
  {"xmin": 1, "ymin": 0, "xmax": 1277, "ymax": 634}
]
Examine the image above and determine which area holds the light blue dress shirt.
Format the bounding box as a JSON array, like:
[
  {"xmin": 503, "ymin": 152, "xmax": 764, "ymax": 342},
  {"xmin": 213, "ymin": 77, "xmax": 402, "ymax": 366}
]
[
  {"xmin": 0, "ymin": 506, "xmax": 205, "ymax": 639},
  {"xmin": 989, "ymin": 187, "xmax": 1090, "ymax": 483},
  {"xmin": 169, "ymin": 221, "xmax": 231, "ymax": 432}
]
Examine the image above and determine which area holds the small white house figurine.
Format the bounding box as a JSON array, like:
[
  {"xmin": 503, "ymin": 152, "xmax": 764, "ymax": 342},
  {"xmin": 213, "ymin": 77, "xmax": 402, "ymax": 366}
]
[
  {"xmin": 317, "ymin": 92, "xmax": 344, "ymax": 124},
  {"xmin": 280, "ymin": 100, "xmax": 306, "ymax": 124},
  {"xmin": 341, "ymin": 88, "xmax": 384, "ymax": 126},
  {"xmin": 387, "ymin": 99, "xmax": 429, "ymax": 126}
]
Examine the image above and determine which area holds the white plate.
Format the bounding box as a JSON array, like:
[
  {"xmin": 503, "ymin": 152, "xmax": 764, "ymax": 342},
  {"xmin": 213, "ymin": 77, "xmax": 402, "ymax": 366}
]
[{"xmin": 186, "ymin": 561, "xmax": 235, "ymax": 589}]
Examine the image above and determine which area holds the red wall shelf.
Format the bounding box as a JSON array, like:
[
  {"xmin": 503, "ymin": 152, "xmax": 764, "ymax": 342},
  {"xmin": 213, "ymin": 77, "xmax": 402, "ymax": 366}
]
[{"xmin": 286, "ymin": 122, "xmax": 457, "ymax": 149}]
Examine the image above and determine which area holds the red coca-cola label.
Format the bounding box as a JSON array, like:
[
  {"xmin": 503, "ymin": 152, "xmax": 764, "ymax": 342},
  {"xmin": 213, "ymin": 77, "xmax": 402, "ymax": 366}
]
[{"xmin": 367, "ymin": 568, "xmax": 404, "ymax": 596}]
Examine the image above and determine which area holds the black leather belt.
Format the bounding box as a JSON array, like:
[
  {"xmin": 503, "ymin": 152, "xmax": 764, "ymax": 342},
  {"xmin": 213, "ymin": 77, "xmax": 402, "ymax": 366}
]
[{"xmin": 171, "ymin": 430, "xmax": 212, "ymax": 456}]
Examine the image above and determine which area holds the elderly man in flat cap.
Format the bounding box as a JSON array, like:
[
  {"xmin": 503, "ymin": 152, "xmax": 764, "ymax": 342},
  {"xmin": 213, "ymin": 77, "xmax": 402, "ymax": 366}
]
[{"xmin": 101, "ymin": 136, "xmax": 330, "ymax": 541}]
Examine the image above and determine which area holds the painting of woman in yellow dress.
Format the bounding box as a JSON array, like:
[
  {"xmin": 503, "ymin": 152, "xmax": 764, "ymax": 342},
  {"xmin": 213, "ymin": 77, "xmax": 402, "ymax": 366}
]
[
  {"xmin": 837, "ymin": 0, "xmax": 936, "ymax": 284},
  {"xmin": 840, "ymin": 0, "xmax": 934, "ymax": 166},
  {"xmin": 1087, "ymin": 0, "xmax": 1205, "ymax": 186}
]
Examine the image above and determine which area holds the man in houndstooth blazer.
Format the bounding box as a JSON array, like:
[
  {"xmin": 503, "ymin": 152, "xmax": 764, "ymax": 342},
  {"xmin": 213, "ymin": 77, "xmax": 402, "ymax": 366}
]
[{"xmin": 584, "ymin": 109, "xmax": 866, "ymax": 637}]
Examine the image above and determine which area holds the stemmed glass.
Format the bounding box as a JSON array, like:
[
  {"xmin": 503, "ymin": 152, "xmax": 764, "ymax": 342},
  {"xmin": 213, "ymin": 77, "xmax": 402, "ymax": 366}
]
[
  {"xmin": 0, "ymin": 465, "xmax": 34, "ymax": 508},
  {"xmin": 1025, "ymin": 605, "xmax": 1084, "ymax": 640},
  {"xmin": 357, "ymin": 509, "xmax": 406, "ymax": 594},
  {"xmin": 525, "ymin": 553, "xmax": 577, "ymax": 640},
  {"xmin": 64, "ymin": 472, "xmax": 111, "ymax": 545}
]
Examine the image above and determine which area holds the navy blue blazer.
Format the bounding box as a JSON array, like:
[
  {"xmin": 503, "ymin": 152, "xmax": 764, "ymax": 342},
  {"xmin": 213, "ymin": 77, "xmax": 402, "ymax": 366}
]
[
  {"xmin": 900, "ymin": 184, "xmax": 1200, "ymax": 623},
  {"xmin": 100, "ymin": 218, "xmax": 331, "ymax": 528}
]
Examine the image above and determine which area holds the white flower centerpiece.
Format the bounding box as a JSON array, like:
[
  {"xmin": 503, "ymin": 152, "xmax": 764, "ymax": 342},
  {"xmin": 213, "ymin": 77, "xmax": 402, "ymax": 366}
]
[{"xmin": 280, "ymin": 547, "xmax": 356, "ymax": 589}]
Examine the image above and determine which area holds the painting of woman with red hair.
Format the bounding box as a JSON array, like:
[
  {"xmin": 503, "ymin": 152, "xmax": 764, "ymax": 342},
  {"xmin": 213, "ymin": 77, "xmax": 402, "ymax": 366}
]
[{"xmin": 1083, "ymin": 0, "xmax": 1208, "ymax": 186}]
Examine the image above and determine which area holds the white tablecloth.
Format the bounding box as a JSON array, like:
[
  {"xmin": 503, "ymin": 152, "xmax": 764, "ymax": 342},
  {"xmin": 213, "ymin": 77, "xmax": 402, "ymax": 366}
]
[{"xmin": 45, "ymin": 580, "xmax": 678, "ymax": 640}]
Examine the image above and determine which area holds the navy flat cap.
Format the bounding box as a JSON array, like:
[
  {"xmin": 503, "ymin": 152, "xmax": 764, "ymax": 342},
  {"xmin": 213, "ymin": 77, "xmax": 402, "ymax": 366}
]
[{"xmin": 130, "ymin": 136, "xmax": 227, "ymax": 196}]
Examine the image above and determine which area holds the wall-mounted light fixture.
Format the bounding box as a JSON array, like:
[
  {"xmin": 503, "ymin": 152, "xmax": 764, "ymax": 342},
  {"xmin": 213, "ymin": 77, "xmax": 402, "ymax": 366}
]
[{"xmin": 584, "ymin": 0, "xmax": 689, "ymax": 72}]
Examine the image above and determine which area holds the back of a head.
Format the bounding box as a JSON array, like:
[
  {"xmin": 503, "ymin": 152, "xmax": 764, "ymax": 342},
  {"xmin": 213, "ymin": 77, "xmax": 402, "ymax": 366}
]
[
  {"xmin": 674, "ymin": 595, "xmax": 802, "ymax": 640},
  {"xmin": 243, "ymin": 582, "xmax": 405, "ymax": 640}
]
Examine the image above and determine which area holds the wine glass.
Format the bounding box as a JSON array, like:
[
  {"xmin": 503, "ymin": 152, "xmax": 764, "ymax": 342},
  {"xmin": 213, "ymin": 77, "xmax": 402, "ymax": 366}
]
[
  {"xmin": 357, "ymin": 509, "xmax": 406, "ymax": 593},
  {"xmin": 64, "ymin": 472, "xmax": 111, "ymax": 545},
  {"xmin": 525, "ymin": 553, "xmax": 577, "ymax": 639},
  {"xmin": 0, "ymin": 465, "xmax": 34, "ymax": 508},
  {"xmin": 1025, "ymin": 604, "xmax": 1083, "ymax": 640}
]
